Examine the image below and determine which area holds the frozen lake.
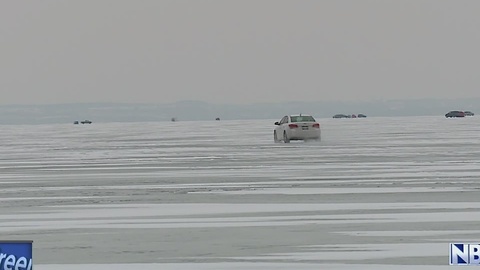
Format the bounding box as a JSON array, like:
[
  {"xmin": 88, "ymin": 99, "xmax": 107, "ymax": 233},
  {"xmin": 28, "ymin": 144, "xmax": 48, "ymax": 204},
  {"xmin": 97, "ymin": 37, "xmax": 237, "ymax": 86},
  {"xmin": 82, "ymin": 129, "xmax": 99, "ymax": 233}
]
[{"xmin": 1, "ymin": 116, "xmax": 480, "ymax": 269}]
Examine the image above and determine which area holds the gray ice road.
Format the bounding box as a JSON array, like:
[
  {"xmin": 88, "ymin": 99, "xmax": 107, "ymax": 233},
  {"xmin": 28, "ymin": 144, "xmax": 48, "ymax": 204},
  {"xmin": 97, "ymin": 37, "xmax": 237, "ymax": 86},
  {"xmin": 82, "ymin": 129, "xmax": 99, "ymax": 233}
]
[{"xmin": 1, "ymin": 116, "xmax": 480, "ymax": 269}]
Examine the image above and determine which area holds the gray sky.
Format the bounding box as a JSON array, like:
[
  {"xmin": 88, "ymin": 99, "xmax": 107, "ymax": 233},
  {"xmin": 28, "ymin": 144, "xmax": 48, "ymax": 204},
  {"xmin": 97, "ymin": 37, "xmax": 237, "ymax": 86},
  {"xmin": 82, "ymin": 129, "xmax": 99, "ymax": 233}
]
[{"xmin": 2, "ymin": 0, "xmax": 480, "ymax": 105}]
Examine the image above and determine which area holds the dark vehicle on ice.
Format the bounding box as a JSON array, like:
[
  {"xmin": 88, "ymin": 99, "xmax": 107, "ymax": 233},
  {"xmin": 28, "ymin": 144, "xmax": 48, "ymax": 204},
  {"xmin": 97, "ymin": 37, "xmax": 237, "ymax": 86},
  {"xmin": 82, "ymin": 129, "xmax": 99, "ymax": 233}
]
[{"xmin": 445, "ymin": 111, "xmax": 465, "ymax": 118}]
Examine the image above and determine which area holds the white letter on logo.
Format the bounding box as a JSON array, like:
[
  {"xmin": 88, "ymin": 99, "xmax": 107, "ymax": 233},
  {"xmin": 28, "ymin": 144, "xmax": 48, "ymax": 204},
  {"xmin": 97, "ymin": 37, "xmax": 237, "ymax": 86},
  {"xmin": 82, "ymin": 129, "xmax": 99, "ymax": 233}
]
[
  {"xmin": 4, "ymin": 255, "xmax": 16, "ymax": 270},
  {"xmin": 14, "ymin": 257, "xmax": 27, "ymax": 270},
  {"xmin": 26, "ymin": 259, "xmax": 32, "ymax": 270},
  {"xmin": 0, "ymin": 253, "xmax": 6, "ymax": 265},
  {"xmin": 470, "ymin": 244, "xmax": 480, "ymax": 265},
  {"xmin": 451, "ymin": 243, "xmax": 469, "ymax": 265}
]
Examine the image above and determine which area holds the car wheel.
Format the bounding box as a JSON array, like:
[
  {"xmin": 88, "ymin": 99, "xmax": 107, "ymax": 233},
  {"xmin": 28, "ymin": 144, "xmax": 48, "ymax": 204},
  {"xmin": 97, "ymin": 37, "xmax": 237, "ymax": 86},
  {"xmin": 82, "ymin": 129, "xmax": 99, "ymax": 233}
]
[
  {"xmin": 274, "ymin": 131, "xmax": 280, "ymax": 143},
  {"xmin": 283, "ymin": 131, "xmax": 290, "ymax": 143}
]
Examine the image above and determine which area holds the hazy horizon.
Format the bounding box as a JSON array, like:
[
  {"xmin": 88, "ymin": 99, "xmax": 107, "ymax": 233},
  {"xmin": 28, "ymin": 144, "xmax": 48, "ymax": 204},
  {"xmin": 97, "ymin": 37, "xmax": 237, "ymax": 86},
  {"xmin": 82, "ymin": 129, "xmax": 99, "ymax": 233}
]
[
  {"xmin": 3, "ymin": 1, "xmax": 480, "ymax": 105},
  {"xmin": 0, "ymin": 95, "xmax": 478, "ymax": 106},
  {"xmin": 0, "ymin": 97, "xmax": 478, "ymax": 124}
]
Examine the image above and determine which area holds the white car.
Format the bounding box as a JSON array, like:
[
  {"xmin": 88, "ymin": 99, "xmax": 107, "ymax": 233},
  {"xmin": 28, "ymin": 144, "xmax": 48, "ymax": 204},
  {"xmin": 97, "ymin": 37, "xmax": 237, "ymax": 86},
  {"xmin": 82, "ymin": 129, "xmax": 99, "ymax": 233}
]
[{"xmin": 274, "ymin": 114, "xmax": 321, "ymax": 143}]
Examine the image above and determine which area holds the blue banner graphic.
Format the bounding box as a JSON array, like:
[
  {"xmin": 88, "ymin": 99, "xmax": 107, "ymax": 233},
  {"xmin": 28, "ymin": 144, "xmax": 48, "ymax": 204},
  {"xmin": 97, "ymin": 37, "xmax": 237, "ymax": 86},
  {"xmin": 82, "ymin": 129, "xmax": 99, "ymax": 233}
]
[{"xmin": 0, "ymin": 241, "xmax": 33, "ymax": 270}]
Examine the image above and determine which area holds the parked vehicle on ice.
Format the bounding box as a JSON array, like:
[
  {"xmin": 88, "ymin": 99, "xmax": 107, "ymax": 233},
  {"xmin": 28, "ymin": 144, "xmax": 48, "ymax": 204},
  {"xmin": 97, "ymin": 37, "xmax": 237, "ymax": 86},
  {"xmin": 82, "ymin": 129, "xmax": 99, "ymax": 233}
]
[{"xmin": 445, "ymin": 111, "xmax": 465, "ymax": 118}]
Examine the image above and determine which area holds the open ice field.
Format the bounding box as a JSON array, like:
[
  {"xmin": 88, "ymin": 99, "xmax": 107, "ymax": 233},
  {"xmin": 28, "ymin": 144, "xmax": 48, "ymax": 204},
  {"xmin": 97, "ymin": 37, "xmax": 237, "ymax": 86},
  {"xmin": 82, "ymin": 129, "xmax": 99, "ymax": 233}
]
[{"xmin": 1, "ymin": 116, "xmax": 480, "ymax": 269}]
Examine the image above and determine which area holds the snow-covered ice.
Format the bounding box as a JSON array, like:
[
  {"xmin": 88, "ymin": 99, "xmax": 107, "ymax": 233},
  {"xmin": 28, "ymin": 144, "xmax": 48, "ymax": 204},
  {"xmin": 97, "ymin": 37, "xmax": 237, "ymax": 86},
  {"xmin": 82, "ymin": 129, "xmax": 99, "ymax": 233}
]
[{"xmin": 1, "ymin": 116, "xmax": 480, "ymax": 269}]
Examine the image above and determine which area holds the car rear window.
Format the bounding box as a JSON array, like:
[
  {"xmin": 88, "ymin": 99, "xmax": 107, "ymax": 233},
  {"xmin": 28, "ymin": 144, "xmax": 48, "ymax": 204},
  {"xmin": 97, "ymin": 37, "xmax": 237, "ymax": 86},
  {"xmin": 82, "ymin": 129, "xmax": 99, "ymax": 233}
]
[{"xmin": 291, "ymin": 116, "xmax": 315, "ymax": 122}]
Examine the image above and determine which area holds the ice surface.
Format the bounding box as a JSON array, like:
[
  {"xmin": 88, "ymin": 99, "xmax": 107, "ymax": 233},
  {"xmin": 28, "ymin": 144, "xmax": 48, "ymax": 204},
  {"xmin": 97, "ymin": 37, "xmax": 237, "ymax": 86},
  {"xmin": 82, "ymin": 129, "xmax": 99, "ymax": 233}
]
[
  {"xmin": 1, "ymin": 116, "xmax": 480, "ymax": 268},
  {"xmin": 35, "ymin": 262, "xmax": 468, "ymax": 270}
]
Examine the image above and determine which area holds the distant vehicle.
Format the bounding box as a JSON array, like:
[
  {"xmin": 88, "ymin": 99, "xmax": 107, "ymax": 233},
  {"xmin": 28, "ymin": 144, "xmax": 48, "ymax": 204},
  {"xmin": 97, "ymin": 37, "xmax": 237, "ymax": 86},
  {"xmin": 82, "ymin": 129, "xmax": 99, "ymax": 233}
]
[
  {"xmin": 215, "ymin": 117, "xmax": 220, "ymax": 121},
  {"xmin": 333, "ymin": 114, "xmax": 366, "ymax": 118},
  {"xmin": 445, "ymin": 111, "xmax": 465, "ymax": 118},
  {"xmin": 171, "ymin": 117, "xmax": 177, "ymax": 122},
  {"xmin": 73, "ymin": 121, "xmax": 79, "ymax": 124},
  {"xmin": 464, "ymin": 111, "xmax": 474, "ymax": 116},
  {"xmin": 81, "ymin": 120, "xmax": 92, "ymax": 124},
  {"xmin": 274, "ymin": 114, "xmax": 321, "ymax": 143}
]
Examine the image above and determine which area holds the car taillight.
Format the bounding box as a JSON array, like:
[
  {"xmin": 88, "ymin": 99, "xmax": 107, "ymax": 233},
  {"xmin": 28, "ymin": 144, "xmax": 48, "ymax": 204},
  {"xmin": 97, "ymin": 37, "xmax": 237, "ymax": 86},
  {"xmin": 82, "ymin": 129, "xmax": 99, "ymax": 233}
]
[
  {"xmin": 288, "ymin": 124, "xmax": 298, "ymax": 129},
  {"xmin": 312, "ymin": 123, "xmax": 320, "ymax": 128}
]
